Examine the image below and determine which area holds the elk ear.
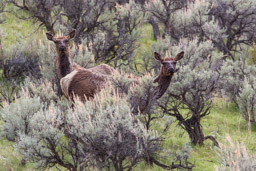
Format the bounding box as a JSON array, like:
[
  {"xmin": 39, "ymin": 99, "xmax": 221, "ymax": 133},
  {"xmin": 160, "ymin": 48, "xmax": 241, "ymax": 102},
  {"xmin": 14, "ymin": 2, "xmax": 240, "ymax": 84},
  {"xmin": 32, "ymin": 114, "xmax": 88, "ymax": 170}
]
[
  {"xmin": 154, "ymin": 52, "xmax": 163, "ymax": 62},
  {"xmin": 174, "ymin": 51, "xmax": 184, "ymax": 61},
  {"xmin": 46, "ymin": 32, "xmax": 54, "ymax": 41},
  {"xmin": 68, "ymin": 30, "xmax": 76, "ymax": 40}
]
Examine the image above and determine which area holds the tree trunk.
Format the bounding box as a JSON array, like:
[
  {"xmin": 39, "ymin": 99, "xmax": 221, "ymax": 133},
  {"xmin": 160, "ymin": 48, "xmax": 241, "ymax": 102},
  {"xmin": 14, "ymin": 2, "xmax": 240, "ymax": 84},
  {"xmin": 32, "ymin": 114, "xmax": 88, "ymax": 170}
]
[
  {"xmin": 184, "ymin": 119, "xmax": 205, "ymax": 145},
  {"xmin": 181, "ymin": 115, "xmax": 219, "ymax": 147},
  {"xmin": 148, "ymin": 16, "xmax": 160, "ymax": 40}
]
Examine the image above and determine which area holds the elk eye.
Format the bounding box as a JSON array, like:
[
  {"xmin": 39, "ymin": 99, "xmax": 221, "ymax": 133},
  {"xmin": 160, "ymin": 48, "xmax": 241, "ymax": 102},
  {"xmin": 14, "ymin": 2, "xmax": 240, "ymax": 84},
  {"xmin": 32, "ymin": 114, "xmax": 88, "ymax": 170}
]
[
  {"xmin": 173, "ymin": 61, "xmax": 177, "ymax": 64},
  {"xmin": 64, "ymin": 40, "xmax": 69, "ymax": 43}
]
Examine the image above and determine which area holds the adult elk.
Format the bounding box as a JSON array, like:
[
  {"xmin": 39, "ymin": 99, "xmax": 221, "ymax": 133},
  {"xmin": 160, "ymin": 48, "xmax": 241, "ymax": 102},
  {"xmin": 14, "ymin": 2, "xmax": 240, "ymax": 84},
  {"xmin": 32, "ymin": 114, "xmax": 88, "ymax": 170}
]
[
  {"xmin": 46, "ymin": 30, "xmax": 184, "ymax": 104},
  {"xmin": 46, "ymin": 30, "xmax": 117, "ymax": 101}
]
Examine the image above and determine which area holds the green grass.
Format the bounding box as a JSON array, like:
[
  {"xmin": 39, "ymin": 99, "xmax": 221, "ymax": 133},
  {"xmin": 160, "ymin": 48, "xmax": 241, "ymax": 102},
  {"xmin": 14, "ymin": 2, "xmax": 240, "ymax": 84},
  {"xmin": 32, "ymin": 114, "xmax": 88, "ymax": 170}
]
[
  {"xmin": 1, "ymin": 5, "xmax": 43, "ymax": 49},
  {"xmin": 0, "ymin": 139, "xmax": 32, "ymax": 171}
]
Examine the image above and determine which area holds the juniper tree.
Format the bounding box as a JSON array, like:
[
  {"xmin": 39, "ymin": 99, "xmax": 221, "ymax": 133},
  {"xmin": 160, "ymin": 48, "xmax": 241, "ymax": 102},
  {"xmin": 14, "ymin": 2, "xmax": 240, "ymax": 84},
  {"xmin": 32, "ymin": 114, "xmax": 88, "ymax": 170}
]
[
  {"xmin": 61, "ymin": 0, "xmax": 112, "ymax": 42},
  {"xmin": 86, "ymin": 0, "xmax": 144, "ymax": 67},
  {"xmin": 209, "ymin": 0, "xmax": 256, "ymax": 61},
  {"xmin": 62, "ymin": 0, "xmax": 144, "ymax": 66}
]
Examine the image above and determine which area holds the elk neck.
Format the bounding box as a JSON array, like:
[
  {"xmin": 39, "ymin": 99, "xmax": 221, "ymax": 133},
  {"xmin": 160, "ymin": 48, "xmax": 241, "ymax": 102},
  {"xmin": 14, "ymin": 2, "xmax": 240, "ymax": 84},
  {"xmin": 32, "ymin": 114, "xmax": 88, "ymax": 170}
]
[
  {"xmin": 154, "ymin": 71, "xmax": 173, "ymax": 99},
  {"xmin": 56, "ymin": 51, "xmax": 73, "ymax": 79}
]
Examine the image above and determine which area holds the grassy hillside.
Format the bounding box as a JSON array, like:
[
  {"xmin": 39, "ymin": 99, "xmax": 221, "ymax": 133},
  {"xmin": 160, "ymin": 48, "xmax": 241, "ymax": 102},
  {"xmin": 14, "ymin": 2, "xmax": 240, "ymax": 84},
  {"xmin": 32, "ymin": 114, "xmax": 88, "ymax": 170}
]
[{"xmin": 1, "ymin": 11, "xmax": 256, "ymax": 171}]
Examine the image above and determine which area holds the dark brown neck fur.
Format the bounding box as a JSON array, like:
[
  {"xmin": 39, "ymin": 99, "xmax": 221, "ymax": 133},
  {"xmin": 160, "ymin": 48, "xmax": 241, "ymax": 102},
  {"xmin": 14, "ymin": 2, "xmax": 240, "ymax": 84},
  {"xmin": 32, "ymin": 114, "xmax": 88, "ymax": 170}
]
[
  {"xmin": 56, "ymin": 52, "xmax": 73, "ymax": 79},
  {"xmin": 154, "ymin": 72, "xmax": 173, "ymax": 99}
]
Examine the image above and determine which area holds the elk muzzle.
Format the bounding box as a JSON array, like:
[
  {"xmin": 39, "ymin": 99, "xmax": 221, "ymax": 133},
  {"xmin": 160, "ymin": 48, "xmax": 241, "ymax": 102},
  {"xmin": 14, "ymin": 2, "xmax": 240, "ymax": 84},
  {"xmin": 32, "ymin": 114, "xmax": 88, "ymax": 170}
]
[
  {"xmin": 169, "ymin": 68, "xmax": 175, "ymax": 73},
  {"xmin": 59, "ymin": 46, "xmax": 66, "ymax": 52}
]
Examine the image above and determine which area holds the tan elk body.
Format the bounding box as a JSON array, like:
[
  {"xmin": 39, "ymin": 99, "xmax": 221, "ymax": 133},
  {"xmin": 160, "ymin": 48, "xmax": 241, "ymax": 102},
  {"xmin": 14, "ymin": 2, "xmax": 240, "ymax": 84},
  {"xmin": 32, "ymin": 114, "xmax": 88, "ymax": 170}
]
[{"xmin": 46, "ymin": 30, "xmax": 117, "ymax": 101}]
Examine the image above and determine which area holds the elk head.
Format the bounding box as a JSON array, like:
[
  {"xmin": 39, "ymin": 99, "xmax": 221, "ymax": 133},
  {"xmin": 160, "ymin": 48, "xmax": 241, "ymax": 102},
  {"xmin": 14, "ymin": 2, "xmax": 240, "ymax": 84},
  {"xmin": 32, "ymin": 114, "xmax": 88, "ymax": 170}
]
[
  {"xmin": 46, "ymin": 30, "xmax": 76, "ymax": 56},
  {"xmin": 154, "ymin": 51, "xmax": 184, "ymax": 77}
]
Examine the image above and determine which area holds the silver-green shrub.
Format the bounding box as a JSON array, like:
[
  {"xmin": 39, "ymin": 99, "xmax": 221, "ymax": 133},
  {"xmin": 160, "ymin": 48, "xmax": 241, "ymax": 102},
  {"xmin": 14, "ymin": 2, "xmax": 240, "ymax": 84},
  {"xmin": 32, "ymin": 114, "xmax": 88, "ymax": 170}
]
[
  {"xmin": 16, "ymin": 103, "xmax": 78, "ymax": 170},
  {"xmin": 146, "ymin": 0, "xmax": 256, "ymax": 61},
  {"xmin": 237, "ymin": 78, "xmax": 256, "ymax": 127},
  {"xmin": 1, "ymin": 90, "xmax": 42, "ymax": 141},
  {"xmin": 216, "ymin": 135, "xmax": 256, "ymax": 171},
  {"xmin": 219, "ymin": 52, "xmax": 256, "ymax": 107},
  {"xmin": 66, "ymin": 85, "xmax": 161, "ymax": 170},
  {"xmin": 22, "ymin": 78, "xmax": 59, "ymax": 106},
  {"xmin": 0, "ymin": 1, "xmax": 5, "ymax": 24},
  {"xmin": 3, "ymin": 41, "xmax": 41, "ymax": 81},
  {"xmin": 111, "ymin": 72, "xmax": 162, "ymax": 130},
  {"xmin": 14, "ymin": 85, "xmax": 163, "ymax": 170},
  {"xmin": 1, "ymin": 77, "xmax": 65, "ymax": 142}
]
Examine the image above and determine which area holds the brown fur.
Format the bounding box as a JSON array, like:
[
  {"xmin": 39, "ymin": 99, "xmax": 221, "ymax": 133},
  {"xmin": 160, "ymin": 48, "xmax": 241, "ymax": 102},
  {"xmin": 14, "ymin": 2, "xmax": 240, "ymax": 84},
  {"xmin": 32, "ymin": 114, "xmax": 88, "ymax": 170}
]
[
  {"xmin": 66, "ymin": 68, "xmax": 110, "ymax": 101},
  {"xmin": 61, "ymin": 64, "xmax": 117, "ymax": 101},
  {"xmin": 46, "ymin": 31, "xmax": 183, "ymax": 102},
  {"xmin": 131, "ymin": 52, "xmax": 184, "ymax": 114},
  {"xmin": 153, "ymin": 52, "xmax": 184, "ymax": 99},
  {"xmin": 46, "ymin": 30, "xmax": 117, "ymax": 101}
]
